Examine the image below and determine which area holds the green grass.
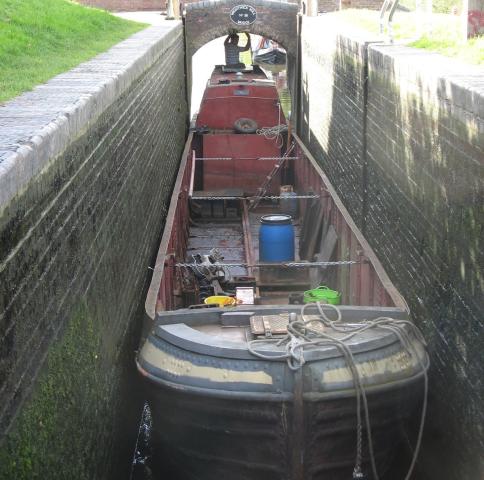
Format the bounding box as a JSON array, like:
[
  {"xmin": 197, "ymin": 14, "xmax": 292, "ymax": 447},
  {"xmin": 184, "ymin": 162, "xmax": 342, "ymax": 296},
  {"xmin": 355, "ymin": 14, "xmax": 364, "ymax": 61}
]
[
  {"xmin": 330, "ymin": 9, "xmax": 484, "ymax": 65},
  {"xmin": 0, "ymin": 0, "xmax": 147, "ymax": 104}
]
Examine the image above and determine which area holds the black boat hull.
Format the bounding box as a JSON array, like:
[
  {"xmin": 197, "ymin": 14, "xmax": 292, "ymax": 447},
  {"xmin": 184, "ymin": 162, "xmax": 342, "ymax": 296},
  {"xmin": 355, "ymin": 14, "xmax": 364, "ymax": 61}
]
[{"xmin": 145, "ymin": 376, "xmax": 423, "ymax": 480}]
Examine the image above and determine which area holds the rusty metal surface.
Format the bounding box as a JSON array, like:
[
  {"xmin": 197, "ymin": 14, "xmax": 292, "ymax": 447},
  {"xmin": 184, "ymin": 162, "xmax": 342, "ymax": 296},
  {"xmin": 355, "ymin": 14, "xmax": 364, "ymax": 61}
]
[
  {"xmin": 293, "ymin": 135, "xmax": 406, "ymax": 310},
  {"xmin": 187, "ymin": 223, "xmax": 247, "ymax": 277},
  {"xmin": 202, "ymin": 134, "xmax": 281, "ymax": 194},
  {"xmin": 195, "ymin": 69, "xmax": 284, "ymax": 131},
  {"xmin": 150, "ymin": 87, "xmax": 409, "ymax": 315}
]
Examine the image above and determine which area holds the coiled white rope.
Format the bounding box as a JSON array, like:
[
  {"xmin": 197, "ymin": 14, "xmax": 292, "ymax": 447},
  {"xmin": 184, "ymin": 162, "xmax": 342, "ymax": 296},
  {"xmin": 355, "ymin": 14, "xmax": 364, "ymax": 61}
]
[
  {"xmin": 256, "ymin": 124, "xmax": 288, "ymax": 147},
  {"xmin": 246, "ymin": 302, "xmax": 429, "ymax": 480}
]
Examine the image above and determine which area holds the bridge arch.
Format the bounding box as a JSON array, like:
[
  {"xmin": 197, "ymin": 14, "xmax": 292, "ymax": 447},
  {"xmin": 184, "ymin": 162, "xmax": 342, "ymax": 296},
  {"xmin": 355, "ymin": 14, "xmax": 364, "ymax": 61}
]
[{"xmin": 184, "ymin": 0, "xmax": 299, "ymax": 115}]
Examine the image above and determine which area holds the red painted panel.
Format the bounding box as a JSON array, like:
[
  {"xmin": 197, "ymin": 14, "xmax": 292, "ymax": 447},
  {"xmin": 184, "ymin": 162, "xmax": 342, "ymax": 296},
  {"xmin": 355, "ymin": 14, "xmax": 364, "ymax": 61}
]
[
  {"xmin": 202, "ymin": 134, "xmax": 281, "ymax": 194},
  {"xmin": 196, "ymin": 85, "xmax": 285, "ymax": 130},
  {"xmin": 292, "ymin": 142, "xmax": 396, "ymax": 307},
  {"xmin": 197, "ymin": 97, "xmax": 282, "ymax": 130}
]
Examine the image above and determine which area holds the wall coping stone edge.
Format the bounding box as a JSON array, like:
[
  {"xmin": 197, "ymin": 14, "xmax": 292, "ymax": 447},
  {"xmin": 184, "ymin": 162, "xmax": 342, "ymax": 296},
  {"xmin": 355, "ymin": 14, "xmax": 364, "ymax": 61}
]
[{"xmin": 0, "ymin": 22, "xmax": 183, "ymax": 216}]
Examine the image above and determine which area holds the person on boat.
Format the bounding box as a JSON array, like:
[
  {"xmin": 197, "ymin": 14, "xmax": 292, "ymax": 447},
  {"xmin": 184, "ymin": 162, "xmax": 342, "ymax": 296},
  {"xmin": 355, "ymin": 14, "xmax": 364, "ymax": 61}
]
[{"xmin": 224, "ymin": 32, "xmax": 251, "ymax": 68}]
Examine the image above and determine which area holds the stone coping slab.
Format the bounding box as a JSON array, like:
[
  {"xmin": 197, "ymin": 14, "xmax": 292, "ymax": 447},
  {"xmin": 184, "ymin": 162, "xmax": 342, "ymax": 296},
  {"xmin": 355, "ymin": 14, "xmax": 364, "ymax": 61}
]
[
  {"xmin": 369, "ymin": 44, "xmax": 484, "ymax": 118},
  {"xmin": 368, "ymin": 44, "xmax": 484, "ymax": 148},
  {"xmin": 303, "ymin": 15, "xmax": 483, "ymax": 147},
  {"xmin": 0, "ymin": 22, "xmax": 182, "ymax": 215}
]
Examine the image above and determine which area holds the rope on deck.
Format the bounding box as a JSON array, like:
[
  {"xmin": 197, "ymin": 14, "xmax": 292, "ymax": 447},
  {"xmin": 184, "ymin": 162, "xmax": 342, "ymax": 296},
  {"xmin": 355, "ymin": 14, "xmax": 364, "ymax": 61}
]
[{"xmin": 247, "ymin": 302, "xmax": 429, "ymax": 480}]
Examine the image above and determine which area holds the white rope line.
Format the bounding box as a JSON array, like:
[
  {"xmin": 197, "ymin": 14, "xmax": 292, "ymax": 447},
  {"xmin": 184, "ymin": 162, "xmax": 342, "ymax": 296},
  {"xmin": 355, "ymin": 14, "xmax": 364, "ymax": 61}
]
[
  {"xmin": 190, "ymin": 194, "xmax": 319, "ymax": 200},
  {"xmin": 256, "ymin": 124, "xmax": 288, "ymax": 148},
  {"xmin": 173, "ymin": 260, "xmax": 363, "ymax": 268},
  {"xmin": 246, "ymin": 302, "xmax": 429, "ymax": 480}
]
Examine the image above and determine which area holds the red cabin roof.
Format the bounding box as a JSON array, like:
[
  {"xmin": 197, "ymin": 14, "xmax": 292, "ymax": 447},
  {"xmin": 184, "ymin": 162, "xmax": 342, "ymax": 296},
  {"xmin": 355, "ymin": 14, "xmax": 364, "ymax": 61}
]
[{"xmin": 196, "ymin": 65, "xmax": 285, "ymax": 130}]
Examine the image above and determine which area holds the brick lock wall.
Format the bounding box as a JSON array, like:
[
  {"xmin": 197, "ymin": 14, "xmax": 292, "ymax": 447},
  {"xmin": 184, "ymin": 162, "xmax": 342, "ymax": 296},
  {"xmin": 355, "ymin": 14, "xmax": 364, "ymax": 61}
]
[
  {"xmin": 365, "ymin": 45, "xmax": 483, "ymax": 480},
  {"xmin": 299, "ymin": 18, "xmax": 375, "ymax": 229},
  {"xmin": 0, "ymin": 25, "xmax": 187, "ymax": 478},
  {"xmin": 318, "ymin": 0, "xmax": 340, "ymax": 12},
  {"xmin": 77, "ymin": 0, "xmax": 163, "ymax": 11},
  {"xmin": 300, "ymin": 16, "xmax": 483, "ymax": 480},
  {"xmin": 318, "ymin": 0, "xmax": 383, "ymax": 13}
]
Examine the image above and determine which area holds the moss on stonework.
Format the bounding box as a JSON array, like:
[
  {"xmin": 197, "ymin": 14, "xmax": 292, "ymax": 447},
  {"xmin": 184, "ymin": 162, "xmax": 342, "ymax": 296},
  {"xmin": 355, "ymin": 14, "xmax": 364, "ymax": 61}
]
[{"xmin": 0, "ymin": 301, "xmax": 105, "ymax": 479}]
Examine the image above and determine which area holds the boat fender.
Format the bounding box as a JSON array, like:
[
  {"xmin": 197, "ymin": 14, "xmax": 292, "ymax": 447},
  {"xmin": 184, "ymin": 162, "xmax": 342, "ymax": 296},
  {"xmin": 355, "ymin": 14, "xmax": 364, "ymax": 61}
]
[{"xmin": 234, "ymin": 117, "xmax": 258, "ymax": 134}]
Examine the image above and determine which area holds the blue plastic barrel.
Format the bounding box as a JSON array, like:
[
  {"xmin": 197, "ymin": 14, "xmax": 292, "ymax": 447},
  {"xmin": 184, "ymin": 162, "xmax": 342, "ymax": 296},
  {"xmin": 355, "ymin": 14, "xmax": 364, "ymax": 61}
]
[{"xmin": 259, "ymin": 214, "xmax": 295, "ymax": 262}]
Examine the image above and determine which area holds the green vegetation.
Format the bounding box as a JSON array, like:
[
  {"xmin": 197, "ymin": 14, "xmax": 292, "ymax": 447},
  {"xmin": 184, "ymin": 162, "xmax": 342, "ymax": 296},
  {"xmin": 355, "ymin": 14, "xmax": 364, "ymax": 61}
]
[
  {"xmin": 0, "ymin": 0, "xmax": 146, "ymax": 103},
  {"xmin": 0, "ymin": 302, "xmax": 105, "ymax": 479},
  {"xmin": 331, "ymin": 9, "xmax": 484, "ymax": 65},
  {"xmin": 431, "ymin": 0, "xmax": 457, "ymax": 14}
]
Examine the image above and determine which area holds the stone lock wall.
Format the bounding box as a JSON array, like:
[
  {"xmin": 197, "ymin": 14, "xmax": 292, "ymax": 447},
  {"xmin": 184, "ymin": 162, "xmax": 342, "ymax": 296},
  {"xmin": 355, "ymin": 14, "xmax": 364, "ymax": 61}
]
[
  {"xmin": 298, "ymin": 18, "xmax": 378, "ymax": 229},
  {"xmin": 365, "ymin": 45, "xmax": 483, "ymax": 480},
  {"xmin": 300, "ymin": 15, "xmax": 483, "ymax": 480},
  {"xmin": 76, "ymin": 0, "xmax": 164, "ymax": 11},
  {"xmin": 318, "ymin": 0, "xmax": 384, "ymax": 13},
  {"xmin": 0, "ymin": 24, "xmax": 187, "ymax": 479}
]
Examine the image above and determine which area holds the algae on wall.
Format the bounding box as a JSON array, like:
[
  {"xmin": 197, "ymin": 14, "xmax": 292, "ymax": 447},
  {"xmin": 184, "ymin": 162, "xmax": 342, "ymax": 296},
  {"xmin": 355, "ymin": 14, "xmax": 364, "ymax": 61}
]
[
  {"xmin": 0, "ymin": 24, "xmax": 188, "ymax": 479},
  {"xmin": 0, "ymin": 302, "xmax": 105, "ymax": 479},
  {"xmin": 299, "ymin": 15, "xmax": 483, "ymax": 479}
]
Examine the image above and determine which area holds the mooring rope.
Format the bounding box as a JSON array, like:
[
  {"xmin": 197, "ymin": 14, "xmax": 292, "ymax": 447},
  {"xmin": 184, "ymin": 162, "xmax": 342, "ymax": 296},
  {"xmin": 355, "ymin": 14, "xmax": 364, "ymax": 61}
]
[
  {"xmin": 246, "ymin": 302, "xmax": 429, "ymax": 480},
  {"xmin": 257, "ymin": 124, "xmax": 288, "ymax": 148},
  {"xmin": 256, "ymin": 102, "xmax": 287, "ymax": 147}
]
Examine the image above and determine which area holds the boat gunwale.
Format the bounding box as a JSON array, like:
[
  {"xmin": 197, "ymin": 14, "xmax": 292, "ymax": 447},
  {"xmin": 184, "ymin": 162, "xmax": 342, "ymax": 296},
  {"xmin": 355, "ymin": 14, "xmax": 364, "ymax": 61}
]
[
  {"xmin": 152, "ymin": 319, "xmax": 412, "ymax": 362},
  {"xmin": 136, "ymin": 358, "xmax": 427, "ymax": 402},
  {"xmin": 145, "ymin": 131, "xmax": 194, "ymax": 320},
  {"xmin": 293, "ymin": 133, "xmax": 408, "ymax": 313}
]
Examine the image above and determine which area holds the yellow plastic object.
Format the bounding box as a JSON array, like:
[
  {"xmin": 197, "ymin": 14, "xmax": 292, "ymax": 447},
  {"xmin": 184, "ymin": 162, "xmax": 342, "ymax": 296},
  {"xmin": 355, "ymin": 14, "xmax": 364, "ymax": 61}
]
[{"xmin": 204, "ymin": 296, "xmax": 236, "ymax": 307}]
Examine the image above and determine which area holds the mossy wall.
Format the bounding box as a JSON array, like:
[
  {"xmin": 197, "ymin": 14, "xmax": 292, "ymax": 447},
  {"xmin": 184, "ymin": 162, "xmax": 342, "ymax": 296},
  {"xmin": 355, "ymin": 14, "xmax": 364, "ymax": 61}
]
[
  {"xmin": 0, "ymin": 26, "xmax": 188, "ymax": 478},
  {"xmin": 0, "ymin": 302, "xmax": 104, "ymax": 478},
  {"xmin": 300, "ymin": 16, "xmax": 483, "ymax": 480},
  {"xmin": 364, "ymin": 45, "xmax": 483, "ymax": 480}
]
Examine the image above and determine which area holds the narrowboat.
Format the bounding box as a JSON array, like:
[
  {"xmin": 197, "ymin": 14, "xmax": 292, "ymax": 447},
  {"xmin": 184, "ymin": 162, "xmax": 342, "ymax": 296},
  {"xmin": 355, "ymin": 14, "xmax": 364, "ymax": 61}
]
[
  {"xmin": 253, "ymin": 37, "xmax": 287, "ymax": 65},
  {"xmin": 136, "ymin": 64, "xmax": 429, "ymax": 480}
]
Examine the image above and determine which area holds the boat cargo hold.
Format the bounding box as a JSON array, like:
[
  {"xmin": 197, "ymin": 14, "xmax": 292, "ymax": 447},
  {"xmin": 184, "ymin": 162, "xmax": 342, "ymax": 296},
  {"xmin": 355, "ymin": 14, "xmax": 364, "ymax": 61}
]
[{"xmin": 137, "ymin": 64, "xmax": 429, "ymax": 480}]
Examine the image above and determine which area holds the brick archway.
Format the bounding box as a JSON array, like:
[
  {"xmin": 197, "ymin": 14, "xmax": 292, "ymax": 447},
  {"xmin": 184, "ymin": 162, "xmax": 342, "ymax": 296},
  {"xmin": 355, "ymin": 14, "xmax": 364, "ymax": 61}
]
[{"xmin": 184, "ymin": 0, "xmax": 299, "ymax": 117}]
